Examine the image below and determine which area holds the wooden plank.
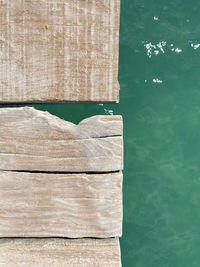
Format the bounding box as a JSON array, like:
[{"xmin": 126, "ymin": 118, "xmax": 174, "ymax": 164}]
[
  {"xmin": 0, "ymin": 0, "xmax": 120, "ymax": 103},
  {"xmin": 0, "ymin": 238, "xmax": 122, "ymax": 267},
  {"xmin": 0, "ymin": 171, "xmax": 122, "ymax": 238},
  {"xmin": 0, "ymin": 107, "xmax": 123, "ymax": 172}
]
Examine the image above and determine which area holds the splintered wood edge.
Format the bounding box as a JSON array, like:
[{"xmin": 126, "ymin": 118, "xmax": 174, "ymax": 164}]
[
  {"xmin": 0, "ymin": 107, "xmax": 123, "ymax": 172},
  {"xmin": 0, "ymin": 106, "xmax": 123, "ymax": 139},
  {"xmin": 0, "ymin": 238, "xmax": 122, "ymax": 267}
]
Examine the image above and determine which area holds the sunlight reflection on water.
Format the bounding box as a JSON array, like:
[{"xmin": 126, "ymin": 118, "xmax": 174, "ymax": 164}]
[{"xmin": 143, "ymin": 40, "xmax": 200, "ymax": 58}]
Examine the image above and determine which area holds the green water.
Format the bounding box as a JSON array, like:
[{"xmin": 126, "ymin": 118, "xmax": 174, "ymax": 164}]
[{"xmin": 2, "ymin": 0, "xmax": 200, "ymax": 266}]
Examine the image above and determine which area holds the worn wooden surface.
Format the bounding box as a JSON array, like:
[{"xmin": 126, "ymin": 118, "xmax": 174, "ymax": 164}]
[
  {"xmin": 0, "ymin": 0, "xmax": 120, "ymax": 103},
  {"xmin": 0, "ymin": 107, "xmax": 123, "ymax": 172},
  {"xmin": 0, "ymin": 171, "xmax": 122, "ymax": 238},
  {"xmin": 0, "ymin": 238, "xmax": 121, "ymax": 267}
]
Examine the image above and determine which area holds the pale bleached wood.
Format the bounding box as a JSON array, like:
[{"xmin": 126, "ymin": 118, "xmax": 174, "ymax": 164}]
[
  {"xmin": 0, "ymin": 238, "xmax": 121, "ymax": 267},
  {"xmin": 0, "ymin": 171, "xmax": 122, "ymax": 238},
  {"xmin": 0, "ymin": 0, "xmax": 120, "ymax": 103},
  {"xmin": 0, "ymin": 107, "xmax": 123, "ymax": 172}
]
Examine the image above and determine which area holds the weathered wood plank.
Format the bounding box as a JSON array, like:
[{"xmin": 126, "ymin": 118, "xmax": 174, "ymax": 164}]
[
  {"xmin": 0, "ymin": 107, "xmax": 123, "ymax": 172},
  {"xmin": 0, "ymin": 171, "xmax": 122, "ymax": 238},
  {"xmin": 0, "ymin": 238, "xmax": 122, "ymax": 267},
  {"xmin": 0, "ymin": 0, "xmax": 120, "ymax": 103}
]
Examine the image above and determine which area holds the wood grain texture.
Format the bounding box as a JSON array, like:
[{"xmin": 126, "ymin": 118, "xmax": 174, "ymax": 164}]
[
  {"xmin": 0, "ymin": 171, "xmax": 122, "ymax": 238},
  {"xmin": 0, "ymin": 0, "xmax": 120, "ymax": 103},
  {"xmin": 0, "ymin": 238, "xmax": 122, "ymax": 267},
  {"xmin": 0, "ymin": 107, "xmax": 123, "ymax": 172}
]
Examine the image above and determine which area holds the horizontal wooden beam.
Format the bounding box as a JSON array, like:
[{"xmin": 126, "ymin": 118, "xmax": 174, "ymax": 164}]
[
  {"xmin": 0, "ymin": 238, "xmax": 121, "ymax": 267},
  {"xmin": 0, "ymin": 0, "xmax": 120, "ymax": 102},
  {"xmin": 0, "ymin": 170, "xmax": 122, "ymax": 238},
  {"xmin": 0, "ymin": 107, "xmax": 123, "ymax": 172}
]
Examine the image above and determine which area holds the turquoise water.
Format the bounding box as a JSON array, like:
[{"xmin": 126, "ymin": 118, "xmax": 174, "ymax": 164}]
[{"xmin": 2, "ymin": 0, "xmax": 200, "ymax": 266}]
